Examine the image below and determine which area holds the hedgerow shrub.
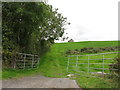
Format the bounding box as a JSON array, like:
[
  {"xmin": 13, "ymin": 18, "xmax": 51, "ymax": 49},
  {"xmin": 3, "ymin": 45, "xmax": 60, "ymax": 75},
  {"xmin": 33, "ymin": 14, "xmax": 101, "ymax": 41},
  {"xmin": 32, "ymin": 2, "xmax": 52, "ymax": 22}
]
[
  {"xmin": 109, "ymin": 56, "xmax": 120, "ymax": 88},
  {"xmin": 66, "ymin": 46, "xmax": 120, "ymax": 55}
]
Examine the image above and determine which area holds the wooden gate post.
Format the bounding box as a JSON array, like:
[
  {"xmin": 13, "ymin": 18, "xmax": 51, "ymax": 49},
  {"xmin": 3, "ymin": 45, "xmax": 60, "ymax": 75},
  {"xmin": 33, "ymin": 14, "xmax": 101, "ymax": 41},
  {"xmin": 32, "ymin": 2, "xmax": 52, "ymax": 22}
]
[
  {"xmin": 32, "ymin": 55, "xmax": 34, "ymax": 68},
  {"xmin": 23, "ymin": 54, "xmax": 26, "ymax": 69}
]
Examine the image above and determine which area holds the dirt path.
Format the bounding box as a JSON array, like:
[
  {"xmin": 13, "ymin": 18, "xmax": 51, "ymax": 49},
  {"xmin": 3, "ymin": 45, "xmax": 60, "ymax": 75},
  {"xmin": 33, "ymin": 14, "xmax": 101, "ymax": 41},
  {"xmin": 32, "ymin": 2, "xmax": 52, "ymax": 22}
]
[{"xmin": 2, "ymin": 75, "xmax": 80, "ymax": 88}]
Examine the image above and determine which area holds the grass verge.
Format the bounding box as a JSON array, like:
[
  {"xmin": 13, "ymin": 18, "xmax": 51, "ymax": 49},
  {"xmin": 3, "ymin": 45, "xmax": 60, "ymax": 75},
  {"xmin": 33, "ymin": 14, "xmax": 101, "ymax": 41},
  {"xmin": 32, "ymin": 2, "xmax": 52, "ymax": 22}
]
[{"xmin": 67, "ymin": 72, "xmax": 118, "ymax": 88}]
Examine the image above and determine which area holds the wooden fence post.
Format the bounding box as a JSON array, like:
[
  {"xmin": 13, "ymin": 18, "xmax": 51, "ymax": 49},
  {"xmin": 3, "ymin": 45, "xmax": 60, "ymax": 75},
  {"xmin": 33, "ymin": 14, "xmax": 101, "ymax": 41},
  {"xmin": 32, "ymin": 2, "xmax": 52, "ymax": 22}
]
[
  {"xmin": 13, "ymin": 53, "xmax": 16, "ymax": 69},
  {"xmin": 37, "ymin": 57, "xmax": 39, "ymax": 68},
  {"xmin": 32, "ymin": 55, "xmax": 34, "ymax": 68},
  {"xmin": 23, "ymin": 54, "xmax": 26, "ymax": 69}
]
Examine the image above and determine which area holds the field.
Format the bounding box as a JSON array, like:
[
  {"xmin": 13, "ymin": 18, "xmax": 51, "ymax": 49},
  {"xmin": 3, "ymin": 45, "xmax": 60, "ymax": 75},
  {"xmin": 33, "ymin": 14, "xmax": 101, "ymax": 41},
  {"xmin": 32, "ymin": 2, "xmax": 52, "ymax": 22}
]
[
  {"xmin": 2, "ymin": 41, "xmax": 119, "ymax": 88},
  {"xmin": 38, "ymin": 41, "xmax": 119, "ymax": 76}
]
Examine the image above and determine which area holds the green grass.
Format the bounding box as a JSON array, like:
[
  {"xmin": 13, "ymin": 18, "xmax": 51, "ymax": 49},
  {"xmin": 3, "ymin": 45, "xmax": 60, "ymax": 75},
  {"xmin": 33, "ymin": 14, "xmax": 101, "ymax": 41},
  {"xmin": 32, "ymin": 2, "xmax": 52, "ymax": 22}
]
[
  {"xmin": 2, "ymin": 68, "xmax": 42, "ymax": 79},
  {"xmin": 74, "ymin": 73, "xmax": 118, "ymax": 88},
  {"xmin": 2, "ymin": 41, "xmax": 119, "ymax": 88}
]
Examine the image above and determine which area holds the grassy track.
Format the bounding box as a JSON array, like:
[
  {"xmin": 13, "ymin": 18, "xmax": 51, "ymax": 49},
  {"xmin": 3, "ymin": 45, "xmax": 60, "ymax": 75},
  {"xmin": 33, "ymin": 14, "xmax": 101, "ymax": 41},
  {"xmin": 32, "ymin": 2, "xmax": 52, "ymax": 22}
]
[{"xmin": 2, "ymin": 41, "xmax": 119, "ymax": 88}]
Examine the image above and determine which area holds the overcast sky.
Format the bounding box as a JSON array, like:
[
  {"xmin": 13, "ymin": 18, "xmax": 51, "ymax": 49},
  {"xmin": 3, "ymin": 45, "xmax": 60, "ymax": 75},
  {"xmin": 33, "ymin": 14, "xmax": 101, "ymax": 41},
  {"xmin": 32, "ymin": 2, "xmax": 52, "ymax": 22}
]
[{"xmin": 48, "ymin": 0, "xmax": 119, "ymax": 42}]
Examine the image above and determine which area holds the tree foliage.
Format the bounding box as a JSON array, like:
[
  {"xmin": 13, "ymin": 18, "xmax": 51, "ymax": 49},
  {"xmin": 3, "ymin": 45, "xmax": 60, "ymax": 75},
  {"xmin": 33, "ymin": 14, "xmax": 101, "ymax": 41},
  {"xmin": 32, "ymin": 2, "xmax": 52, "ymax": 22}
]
[{"xmin": 2, "ymin": 2, "xmax": 69, "ymax": 67}]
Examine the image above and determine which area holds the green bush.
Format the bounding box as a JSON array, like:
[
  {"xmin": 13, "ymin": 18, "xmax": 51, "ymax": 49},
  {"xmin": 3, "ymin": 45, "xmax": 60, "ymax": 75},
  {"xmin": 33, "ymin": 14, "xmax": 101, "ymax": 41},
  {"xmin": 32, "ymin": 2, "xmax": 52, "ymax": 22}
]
[{"xmin": 109, "ymin": 56, "xmax": 120, "ymax": 88}]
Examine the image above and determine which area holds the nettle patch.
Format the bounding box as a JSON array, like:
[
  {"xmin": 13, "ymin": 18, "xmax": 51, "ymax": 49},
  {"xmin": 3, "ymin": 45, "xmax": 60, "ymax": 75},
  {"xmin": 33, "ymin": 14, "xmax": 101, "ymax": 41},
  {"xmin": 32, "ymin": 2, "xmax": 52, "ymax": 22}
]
[{"xmin": 66, "ymin": 46, "xmax": 120, "ymax": 54}]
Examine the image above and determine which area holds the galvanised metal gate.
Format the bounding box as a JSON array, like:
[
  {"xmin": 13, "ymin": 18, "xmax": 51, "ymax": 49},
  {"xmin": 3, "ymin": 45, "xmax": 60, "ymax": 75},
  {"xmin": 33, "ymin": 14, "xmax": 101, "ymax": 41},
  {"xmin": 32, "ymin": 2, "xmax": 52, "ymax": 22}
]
[
  {"xmin": 14, "ymin": 52, "xmax": 40, "ymax": 69},
  {"xmin": 67, "ymin": 52, "xmax": 119, "ymax": 76}
]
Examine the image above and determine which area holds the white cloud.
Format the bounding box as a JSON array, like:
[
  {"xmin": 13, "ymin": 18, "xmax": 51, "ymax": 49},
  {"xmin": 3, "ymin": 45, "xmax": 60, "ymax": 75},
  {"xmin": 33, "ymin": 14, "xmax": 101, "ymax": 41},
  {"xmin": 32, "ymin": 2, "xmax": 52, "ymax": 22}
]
[{"xmin": 48, "ymin": 0, "xmax": 119, "ymax": 42}]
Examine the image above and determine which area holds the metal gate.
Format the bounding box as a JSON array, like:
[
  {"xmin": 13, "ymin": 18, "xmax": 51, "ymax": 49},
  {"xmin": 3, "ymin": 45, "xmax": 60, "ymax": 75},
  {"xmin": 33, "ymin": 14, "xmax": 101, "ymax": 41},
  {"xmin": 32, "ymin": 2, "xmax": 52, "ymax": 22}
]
[
  {"xmin": 67, "ymin": 52, "xmax": 119, "ymax": 76},
  {"xmin": 14, "ymin": 52, "xmax": 40, "ymax": 69}
]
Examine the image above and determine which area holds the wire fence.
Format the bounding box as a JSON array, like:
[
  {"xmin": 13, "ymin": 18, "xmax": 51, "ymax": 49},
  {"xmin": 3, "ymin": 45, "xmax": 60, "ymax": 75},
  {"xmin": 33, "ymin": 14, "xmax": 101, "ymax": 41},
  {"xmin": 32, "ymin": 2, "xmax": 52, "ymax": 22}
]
[
  {"xmin": 14, "ymin": 52, "xmax": 40, "ymax": 69},
  {"xmin": 67, "ymin": 52, "xmax": 119, "ymax": 77}
]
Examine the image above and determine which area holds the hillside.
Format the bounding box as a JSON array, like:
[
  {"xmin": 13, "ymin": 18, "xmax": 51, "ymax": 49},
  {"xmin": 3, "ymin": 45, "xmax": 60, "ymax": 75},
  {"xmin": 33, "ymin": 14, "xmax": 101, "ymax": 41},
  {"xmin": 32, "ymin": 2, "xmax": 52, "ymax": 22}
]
[{"xmin": 38, "ymin": 41, "xmax": 119, "ymax": 77}]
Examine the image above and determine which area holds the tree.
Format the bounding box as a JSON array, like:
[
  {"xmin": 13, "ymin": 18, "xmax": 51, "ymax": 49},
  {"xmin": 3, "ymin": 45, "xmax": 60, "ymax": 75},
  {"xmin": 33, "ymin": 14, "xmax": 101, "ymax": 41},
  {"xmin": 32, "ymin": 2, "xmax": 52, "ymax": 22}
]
[{"xmin": 2, "ymin": 2, "xmax": 69, "ymax": 67}]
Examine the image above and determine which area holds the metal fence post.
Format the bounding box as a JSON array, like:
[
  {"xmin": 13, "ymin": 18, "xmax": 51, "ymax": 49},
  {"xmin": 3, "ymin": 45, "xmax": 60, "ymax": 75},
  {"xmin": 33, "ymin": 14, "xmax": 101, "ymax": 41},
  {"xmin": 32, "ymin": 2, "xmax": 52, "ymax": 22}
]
[
  {"xmin": 88, "ymin": 55, "xmax": 90, "ymax": 73},
  {"xmin": 102, "ymin": 55, "xmax": 105, "ymax": 77},
  {"xmin": 76, "ymin": 56, "xmax": 78, "ymax": 72},
  {"xmin": 67, "ymin": 56, "xmax": 70, "ymax": 73}
]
